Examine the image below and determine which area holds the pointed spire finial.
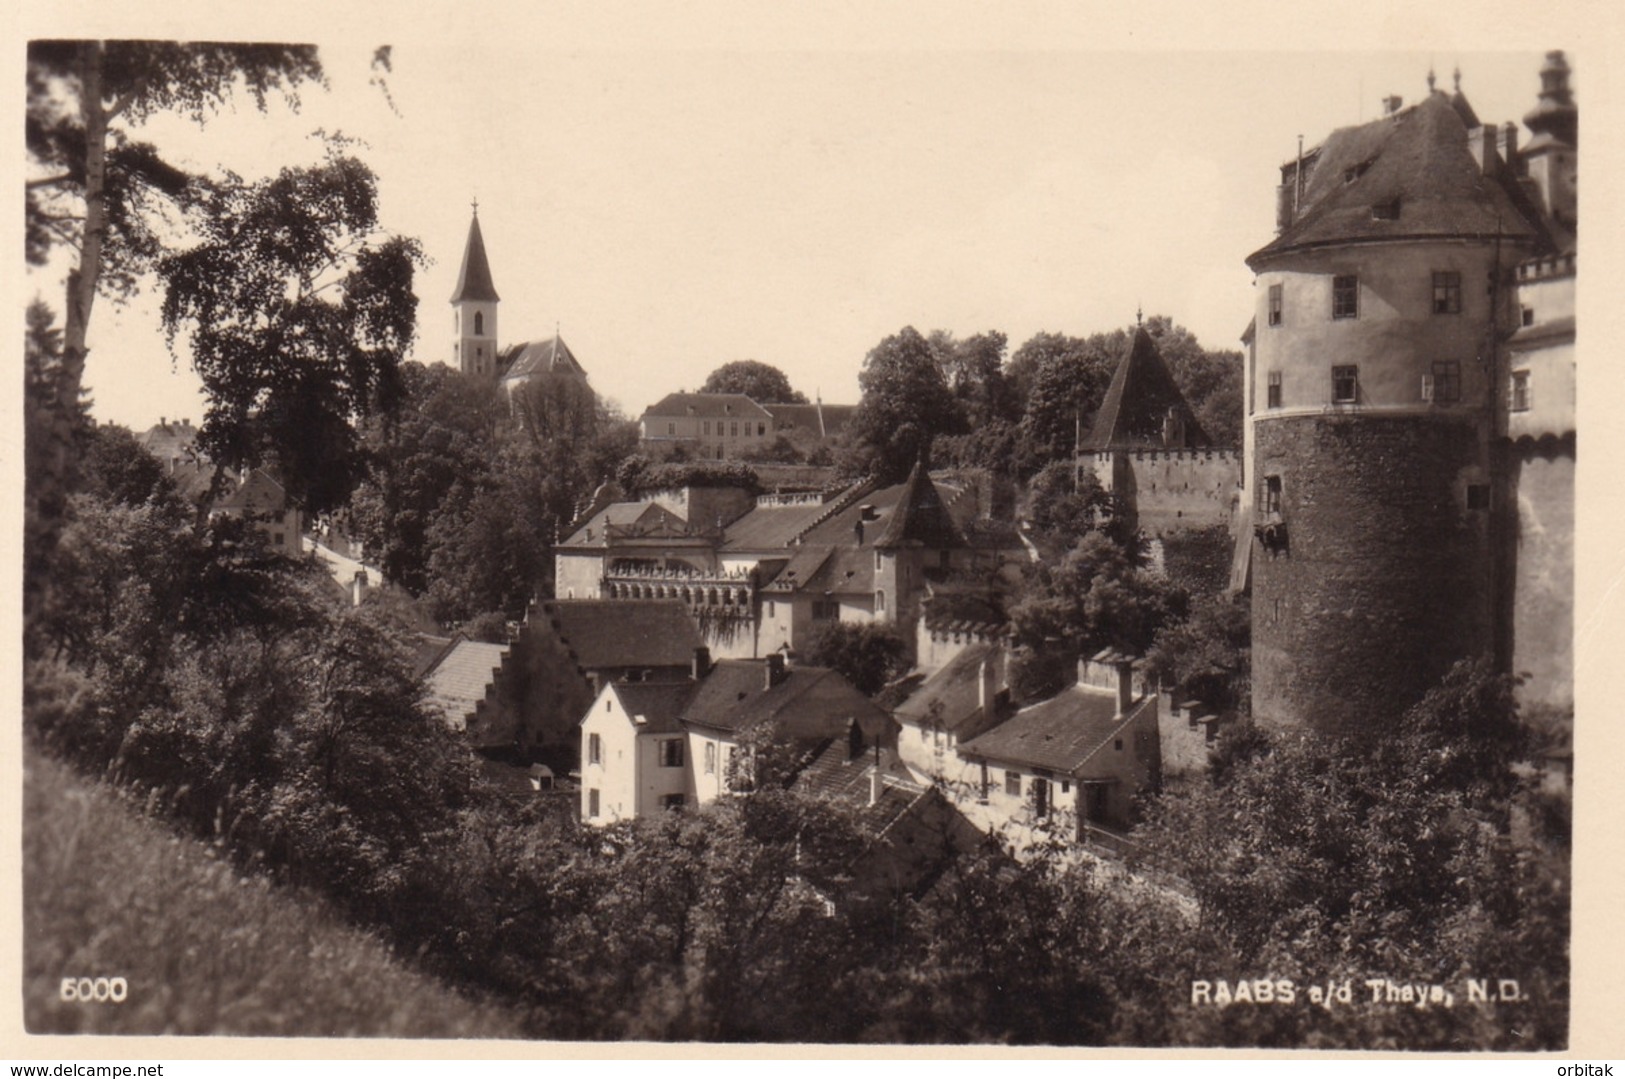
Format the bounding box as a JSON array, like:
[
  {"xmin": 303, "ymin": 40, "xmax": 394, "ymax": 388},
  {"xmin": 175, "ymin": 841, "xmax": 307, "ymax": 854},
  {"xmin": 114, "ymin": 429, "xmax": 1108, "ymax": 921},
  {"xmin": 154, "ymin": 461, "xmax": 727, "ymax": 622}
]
[
  {"xmin": 1136, "ymin": 303, "xmax": 1143, "ymax": 328},
  {"xmin": 471, "ymin": 196, "xmax": 479, "ymax": 216},
  {"xmin": 1453, "ymin": 65, "xmax": 1462, "ymax": 93},
  {"xmin": 1427, "ymin": 65, "xmax": 1436, "ymax": 93}
]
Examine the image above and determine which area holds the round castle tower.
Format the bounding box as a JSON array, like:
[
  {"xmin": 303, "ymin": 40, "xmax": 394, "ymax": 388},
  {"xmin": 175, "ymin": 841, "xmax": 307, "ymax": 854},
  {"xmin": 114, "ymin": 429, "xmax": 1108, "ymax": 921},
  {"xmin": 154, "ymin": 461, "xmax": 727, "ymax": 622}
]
[{"xmin": 1244, "ymin": 73, "xmax": 1555, "ymax": 732}]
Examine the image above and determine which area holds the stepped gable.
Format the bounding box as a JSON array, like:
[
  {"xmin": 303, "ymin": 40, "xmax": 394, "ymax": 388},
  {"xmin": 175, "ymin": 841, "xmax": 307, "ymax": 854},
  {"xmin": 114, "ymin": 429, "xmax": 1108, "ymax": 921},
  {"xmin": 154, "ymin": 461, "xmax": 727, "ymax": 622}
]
[
  {"xmin": 424, "ymin": 638, "xmax": 509, "ymax": 732},
  {"xmin": 873, "ymin": 459, "xmax": 966, "ymax": 550},
  {"xmin": 500, "ymin": 336, "xmax": 587, "ymax": 382},
  {"xmin": 543, "ymin": 598, "xmax": 703, "ymax": 669},
  {"xmin": 450, "ymin": 213, "xmax": 500, "ymax": 303},
  {"xmin": 1090, "ymin": 327, "xmax": 1210, "ymax": 451},
  {"xmin": 1251, "ymin": 91, "xmax": 1549, "ymax": 265}
]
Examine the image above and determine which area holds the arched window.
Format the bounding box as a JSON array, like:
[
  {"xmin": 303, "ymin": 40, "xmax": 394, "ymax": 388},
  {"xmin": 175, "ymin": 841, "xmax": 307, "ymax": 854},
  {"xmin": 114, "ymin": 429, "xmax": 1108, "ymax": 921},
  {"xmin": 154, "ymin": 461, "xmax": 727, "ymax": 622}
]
[{"xmin": 474, "ymin": 311, "xmax": 484, "ymax": 335}]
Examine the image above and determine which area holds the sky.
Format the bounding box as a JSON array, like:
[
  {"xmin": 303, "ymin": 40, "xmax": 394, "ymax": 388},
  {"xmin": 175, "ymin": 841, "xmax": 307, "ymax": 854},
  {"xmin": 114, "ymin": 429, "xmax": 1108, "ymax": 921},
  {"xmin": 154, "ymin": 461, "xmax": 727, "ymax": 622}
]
[{"xmin": 15, "ymin": 10, "xmax": 1594, "ymax": 429}]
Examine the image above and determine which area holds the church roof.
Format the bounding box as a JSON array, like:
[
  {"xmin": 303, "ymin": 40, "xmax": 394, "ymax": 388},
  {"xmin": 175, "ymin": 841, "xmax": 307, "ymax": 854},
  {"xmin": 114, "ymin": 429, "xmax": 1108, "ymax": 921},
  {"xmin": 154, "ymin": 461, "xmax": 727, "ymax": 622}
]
[
  {"xmin": 873, "ymin": 460, "xmax": 966, "ymax": 550},
  {"xmin": 1090, "ymin": 327, "xmax": 1210, "ymax": 451},
  {"xmin": 450, "ymin": 213, "xmax": 500, "ymax": 303},
  {"xmin": 1250, "ymin": 91, "xmax": 1548, "ymax": 265},
  {"xmin": 500, "ymin": 337, "xmax": 586, "ymax": 382}
]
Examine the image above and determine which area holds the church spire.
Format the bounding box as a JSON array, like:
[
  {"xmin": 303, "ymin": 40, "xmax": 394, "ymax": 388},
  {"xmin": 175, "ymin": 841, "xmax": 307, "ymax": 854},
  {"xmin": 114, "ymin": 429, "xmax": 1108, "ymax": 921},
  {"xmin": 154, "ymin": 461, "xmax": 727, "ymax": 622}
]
[{"xmin": 451, "ymin": 207, "xmax": 500, "ymax": 304}]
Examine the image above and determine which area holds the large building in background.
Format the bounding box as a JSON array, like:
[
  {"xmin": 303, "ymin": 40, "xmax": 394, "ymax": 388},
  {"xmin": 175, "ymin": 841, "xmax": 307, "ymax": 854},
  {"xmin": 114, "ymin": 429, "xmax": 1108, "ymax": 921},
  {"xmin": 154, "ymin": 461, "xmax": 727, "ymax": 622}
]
[{"xmin": 1239, "ymin": 55, "xmax": 1576, "ymax": 731}]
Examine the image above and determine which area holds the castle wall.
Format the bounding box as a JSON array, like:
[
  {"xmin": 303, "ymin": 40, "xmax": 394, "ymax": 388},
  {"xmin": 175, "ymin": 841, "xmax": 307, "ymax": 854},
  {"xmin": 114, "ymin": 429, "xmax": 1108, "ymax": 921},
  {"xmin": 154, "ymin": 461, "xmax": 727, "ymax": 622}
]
[
  {"xmin": 1509, "ymin": 441, "xmax": 1574, "ymax": 713},
  {"xmin": 1091, "ymin": 450, "xmax": 1241, "ymax": 536},
  {"xmin": 1250, "ymin": 414, "xmax": 1495, "ymax": 732}
]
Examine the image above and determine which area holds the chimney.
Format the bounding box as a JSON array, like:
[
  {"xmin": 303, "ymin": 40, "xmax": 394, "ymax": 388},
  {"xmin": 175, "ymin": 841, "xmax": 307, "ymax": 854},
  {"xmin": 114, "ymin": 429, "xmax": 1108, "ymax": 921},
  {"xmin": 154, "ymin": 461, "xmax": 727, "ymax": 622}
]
[
  {"xmin": 854, "ymin": 519, "xmax": 864, "ymax": 544},
  {"xmin": 1115, "ymin": 659, "xmax": 1134, "ymax": 717},
  {"xmin": 351, "ymin": 569, "xmax": 369, "ymax": 607},
  {"xmin": 869, "ymin": 767, "xmax": 884, "ymax": 807},
  {"xmin": 1498, "ymin": 121, "xmax": 1520, "ymax": 169},
  {"xmin": 1469, "ymin": 125, "xmax": 1499, "ymax": 174},
  {"xmin": 978, "ymin": 658, "xmax": 997, "ymax": 721},
  {"xmin": 764, "ymin": 652, "xmax": 786, "ymax": 689},
  {"xmin": 692, "ymin": 646, "xmax": 711, "ymax": 681},
  {"xmin": 1383, "ymin": 95, "xmax": 1403, "ymax": 117}
]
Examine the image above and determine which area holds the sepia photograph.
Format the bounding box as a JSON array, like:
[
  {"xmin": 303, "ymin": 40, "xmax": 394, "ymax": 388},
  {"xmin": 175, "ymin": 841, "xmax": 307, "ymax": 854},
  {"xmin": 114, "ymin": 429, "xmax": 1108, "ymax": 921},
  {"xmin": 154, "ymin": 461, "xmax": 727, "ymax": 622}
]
[{"xmin": 13, "ymin": 5, "xmax": 1608, "ymax": 1059}]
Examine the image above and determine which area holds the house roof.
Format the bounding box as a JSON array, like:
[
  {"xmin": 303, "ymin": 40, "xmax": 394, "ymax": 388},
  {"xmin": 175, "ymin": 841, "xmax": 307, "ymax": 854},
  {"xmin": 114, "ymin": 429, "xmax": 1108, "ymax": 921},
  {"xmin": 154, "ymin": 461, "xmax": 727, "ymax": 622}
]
[
  {"xmin": 1090, "ymin": 328, "xmax": 1210, "ymax": 451},
  {"xmin": 716, "ymin": 501, "xmax": 831, "ymax": 552},
  {"xmin": 424, "ymin": 639, "xmax": 509, "ymax": 732},
  {"xmin": 1249, "ymin": 91, "xmax": 1548, "ymax": 266},
  {"xmin": 763, "ymin": 402, "xmax": 857, "ymax": 439},
  {"xmin": 136, "ymin": 419, "xmax": 201, "ymax": 465},
  {"xmin": 559, "ymin": 501, "xmax": 700, "ymax": 547},
  {"xmin": 641, "ymin": 392, "xmax": 773, "ymax": 422},
  {"xmin": 609, "ymin": 680, "xmax": 696, "ymax": 735},
  {"xmin": 794, "ymin": 741, "xmax": 932, "ymax": 830},
  {"xmin": 450, "ymin": 213, "xmax": 500, "ymax": 303},
  {"xmin": 539, "ymin": 599, "xmax": 704, "ymax": 670},
  {"xmin": 758, "ymin": 545, "xmax": 835, "ymax": 594},
  {"xmin": 873, "ymin": 460, "xmax": 966, "ymax": 550},
  {"xmin": 215, "ymin": 469, "xmax": 288, "ymax": 515},
  {"xmin": 893, "ymin": 641, "xmax": 1001, "ymax": 735},
  {"xmin": 500, "ymin": 336, "xmax": 586, "ymax": 382},
  {"xmin": 958, "ymin": 685, "xmax": 1153, "ymax": 777},
  {"xmin": 680, "ymin": 661, "xmax": 891, "ymax": 742}
]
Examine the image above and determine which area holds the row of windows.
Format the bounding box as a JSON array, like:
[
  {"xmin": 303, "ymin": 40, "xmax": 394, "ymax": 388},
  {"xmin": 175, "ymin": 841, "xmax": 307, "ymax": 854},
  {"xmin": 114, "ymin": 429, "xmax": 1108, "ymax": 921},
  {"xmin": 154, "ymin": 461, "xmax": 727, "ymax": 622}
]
[
  {"xmin": 1265, "ymin": 361, "xmax": 1462, "ymax": 408},
  {"xmin": 1266, "ymin": 271, "xmax": 1462, "ymax": 326},
  {"xmin": 1259, "ymin": 474, "xmax": 1491, "ymax": 515},
  {"xmin": 701, "ymin": 420, "xmax": 767, "ymax": 437}
]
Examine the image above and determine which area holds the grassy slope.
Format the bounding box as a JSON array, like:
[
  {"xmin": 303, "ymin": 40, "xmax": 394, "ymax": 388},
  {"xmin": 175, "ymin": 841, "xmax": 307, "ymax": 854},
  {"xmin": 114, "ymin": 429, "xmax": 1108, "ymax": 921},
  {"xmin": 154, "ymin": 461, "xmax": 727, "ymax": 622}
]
[{"xmin": 23, "ymin": 745, "xmax": 523, "ymax": 1039}]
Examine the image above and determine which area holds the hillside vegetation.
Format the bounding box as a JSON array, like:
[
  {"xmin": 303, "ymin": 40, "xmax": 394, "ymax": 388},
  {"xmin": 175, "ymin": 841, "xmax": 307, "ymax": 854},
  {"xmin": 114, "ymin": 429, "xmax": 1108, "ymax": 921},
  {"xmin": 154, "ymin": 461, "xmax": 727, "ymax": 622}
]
[{"xmin": 23, "ymin": 745, "xmax": 522, "ymax": 1039}]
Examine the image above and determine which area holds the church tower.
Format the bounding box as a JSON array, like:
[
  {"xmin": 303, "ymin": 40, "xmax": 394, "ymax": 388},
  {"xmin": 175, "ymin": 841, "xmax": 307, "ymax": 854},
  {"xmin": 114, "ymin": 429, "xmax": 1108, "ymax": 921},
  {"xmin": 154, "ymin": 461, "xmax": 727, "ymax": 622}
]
[{"xmin": 451, "ymin": 205, "xmax": 501, "ymax": 378}]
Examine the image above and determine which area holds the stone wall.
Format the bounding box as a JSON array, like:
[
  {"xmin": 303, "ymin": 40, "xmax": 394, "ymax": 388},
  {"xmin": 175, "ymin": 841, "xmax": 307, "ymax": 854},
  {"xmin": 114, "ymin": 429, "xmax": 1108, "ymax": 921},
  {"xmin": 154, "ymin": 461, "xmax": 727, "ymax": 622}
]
[{"xmin": 1509, "ymin": 438, "xmax": 1574, "ymax": 713}]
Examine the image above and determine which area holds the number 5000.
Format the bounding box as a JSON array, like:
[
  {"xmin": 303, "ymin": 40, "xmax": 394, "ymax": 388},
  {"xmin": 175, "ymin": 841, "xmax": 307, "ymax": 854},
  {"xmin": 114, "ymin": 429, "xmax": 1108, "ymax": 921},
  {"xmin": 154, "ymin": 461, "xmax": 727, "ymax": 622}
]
[{"xmin": 60, "ymin": 977, "xmax": 128, "ymax": 1003}]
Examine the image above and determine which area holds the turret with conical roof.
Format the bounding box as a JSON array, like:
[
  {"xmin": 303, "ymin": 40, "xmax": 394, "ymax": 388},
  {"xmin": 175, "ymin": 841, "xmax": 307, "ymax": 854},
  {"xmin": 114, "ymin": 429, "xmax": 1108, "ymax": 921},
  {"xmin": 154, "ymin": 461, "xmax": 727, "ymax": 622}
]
[{"xmin": 452, "ymin": 205, "xmax": 501, "ymax": 377}]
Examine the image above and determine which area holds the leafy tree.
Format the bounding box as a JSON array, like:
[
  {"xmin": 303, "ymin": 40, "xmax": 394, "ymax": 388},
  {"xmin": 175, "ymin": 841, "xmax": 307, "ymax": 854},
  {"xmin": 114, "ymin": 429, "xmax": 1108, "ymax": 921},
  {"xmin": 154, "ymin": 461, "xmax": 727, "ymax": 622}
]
[
  {"xmin": 1144, "ymin": 592, "xmax": 1250, "ymax": 717},
  {"xmin": 26, "ymin": 42, "xmax": 325, "ymax": 621},
  {"xmin": 157, "ymin": 153, "xmax": 423, "ymax": 516},
  {"xmin": 799, "ymin": 622, "xmax": 910, "ymax": 696},
  {"xmin": 841, "ymin": 327, "xmax": 966, "ymax": 483},
  {"xmin": 700, "ymin": 359, "xmax": 807, "ymax": 403},
  {"xmin": 1024, "ymin": 460, "xmax": 1123, "ymax": 559},
  {"xmin": 1012, "ymin": 331, "xmax": 1117, "ymax": 474},
  {"xmin": 1010, "ymin": 531, "xmax": 1185, "ymax": 660}
]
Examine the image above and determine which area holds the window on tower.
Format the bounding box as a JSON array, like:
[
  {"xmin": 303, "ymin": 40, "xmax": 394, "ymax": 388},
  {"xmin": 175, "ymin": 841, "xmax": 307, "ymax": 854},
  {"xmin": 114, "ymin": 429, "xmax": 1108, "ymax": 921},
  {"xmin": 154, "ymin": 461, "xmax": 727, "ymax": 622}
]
[
  {"xmin": 1268, "ymin": 284, "xmax": 1283, "ymax": 326},
  {"xmin": 1332, "ymin": 275, "xmax": 1359, "ymax": 319},
  {"xmin": 1510, "ymin": 370, "xmax": 1532, "ymax": 412},
  {"xmin": 1432, "ymin": 271, "xmax": 1462, "ymax": 314},
  {"xmin": 1430, "ymin": 360, "xmax": 1461, "ymax": 403},
  {"xmin": 1267, "ymin": 370, "xmax": 1282, "ymax": 408},
  {"xmin": 1332, "ymin": 365, "xmax": 1359, "ymax": 403},
  {"xmin": 474, "ymin": 312, "xmax": 484, "ymax": 335}
]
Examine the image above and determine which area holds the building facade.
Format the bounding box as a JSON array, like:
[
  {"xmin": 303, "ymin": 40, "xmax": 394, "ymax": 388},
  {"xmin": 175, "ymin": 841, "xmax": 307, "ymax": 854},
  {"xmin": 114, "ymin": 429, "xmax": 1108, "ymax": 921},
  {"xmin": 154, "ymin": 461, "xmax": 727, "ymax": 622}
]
[{"xmin": 1240, "ymin": 57, "xmax": 1575, "ymax": 731}]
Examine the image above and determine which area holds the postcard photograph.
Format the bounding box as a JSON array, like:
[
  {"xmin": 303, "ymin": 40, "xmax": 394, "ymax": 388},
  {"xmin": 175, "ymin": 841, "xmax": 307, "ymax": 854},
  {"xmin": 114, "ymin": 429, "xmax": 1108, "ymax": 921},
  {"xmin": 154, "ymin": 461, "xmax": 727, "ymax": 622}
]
[{"xmin": 15, "ymin": 13, "xmax": 1593, "ymax": 1055}]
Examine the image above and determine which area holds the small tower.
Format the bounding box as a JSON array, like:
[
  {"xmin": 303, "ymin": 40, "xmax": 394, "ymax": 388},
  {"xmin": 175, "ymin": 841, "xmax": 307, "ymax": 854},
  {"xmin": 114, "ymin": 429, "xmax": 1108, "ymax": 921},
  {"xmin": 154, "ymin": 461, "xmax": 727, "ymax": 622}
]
[
  {"xmin": 451, "ymin": 203, "xmax": 501, "ymax": 378},
  {"xmin": 1521, "ymin": 50, "xmax": 1577, "ymax": 233}
]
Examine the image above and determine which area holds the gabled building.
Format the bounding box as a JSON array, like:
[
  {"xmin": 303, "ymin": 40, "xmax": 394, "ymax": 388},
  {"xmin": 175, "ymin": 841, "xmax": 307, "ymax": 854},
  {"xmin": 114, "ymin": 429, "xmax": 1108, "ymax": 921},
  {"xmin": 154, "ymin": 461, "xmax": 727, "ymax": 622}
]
[
  {"xmin": 578, "ymin": 652, "xmax": 893, "ymax": 823},
  {"xmin": 138, "ymin": 420, "xmax": 303, "ymax": 558},
  {"xmin": 423, "ymin": 636, "xmax": 513, "ymax": 748},
  {"xmin": 957, "ymin": 650, "xmax": 1159, "ymax": 839},
  {"xmin": 638, "ymin": 392, "xmax": 775, "ymax": 459},
  {"xmin": 447, "ymin": 208, "xmax": 589, "ymax": 393},
  {"xmin": 892, "ymin": 639, "xmax": 1009, "ymax": 789}
]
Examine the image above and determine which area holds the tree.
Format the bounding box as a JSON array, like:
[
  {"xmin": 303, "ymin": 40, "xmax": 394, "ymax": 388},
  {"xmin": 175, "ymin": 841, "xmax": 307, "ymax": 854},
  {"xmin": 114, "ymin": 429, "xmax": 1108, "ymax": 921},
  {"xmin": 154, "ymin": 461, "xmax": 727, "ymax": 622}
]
[
  {"xmin": 1010, "ymin": 531, "xmax": 1185, "ymax": 660},
  {"xmin": 1023, "ymin": 460, "xmax": 1123, "ymax": 559},
  {"xmin": 1012, "ymin": 331, "xmax": 1117, "ymax": 474},
  {"xmin": 1144, "ymin": 592, "xmax": 1251, "ymax": 716},
  {"xmin": 157, "ymin": 152, "xmax": 423, "ymax": 516},
  {"xmin": 26, "ymin": 42, "xmax": 326, "ymax": 618},
  {"xmin": 842, "ymin": 327, "xmax": 966, "ymax": 483},
  {"xmin": 800, "ymin": 622, "xmax": 910, "ymax": 696},
  {"xmin": 700, "ymin": 360, "xmax": 806, "ymax": 403}
]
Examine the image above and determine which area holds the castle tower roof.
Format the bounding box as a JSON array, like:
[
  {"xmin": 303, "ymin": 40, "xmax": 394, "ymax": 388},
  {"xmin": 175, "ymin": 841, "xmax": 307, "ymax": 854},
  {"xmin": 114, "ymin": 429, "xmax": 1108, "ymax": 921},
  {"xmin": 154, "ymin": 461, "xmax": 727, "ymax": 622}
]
[
  {"xmin": 1251, "ymin": 91, "xmax": 1550, "ymax": 266},
  {"xmin": 1089, "ymin": 327, "xmax": 1209, "ymax": 451},
  {"xmin": 450, "ymin": 210, "xmax": 500, "ymax": 303},
  {"xmin": 873, "ymin": 458, "xmax": 965, "ymax": 550},
  {"xmin": 1524, "ymin": 50, "xmax": 1577, "ymax": 148}
]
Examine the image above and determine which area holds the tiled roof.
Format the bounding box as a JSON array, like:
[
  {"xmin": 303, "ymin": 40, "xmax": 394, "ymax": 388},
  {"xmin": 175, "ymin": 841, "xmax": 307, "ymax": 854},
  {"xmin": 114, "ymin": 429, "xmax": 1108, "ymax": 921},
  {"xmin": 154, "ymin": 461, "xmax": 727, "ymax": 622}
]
[
  {"xmin": 763, "ymin": 402, "xmax": 857, "ymax": 438},
  {"xmin": 794, "ymin": 742, "xmax": 929, "ymax": 829},
  {"xmin": 540, "ymin": 599, "xmax": 704, "ymax": 669},
  {"xmin": 681, "ymin": 661, "xmax": 890, "ymax": 742},
  {"xmin": 610, "ymin": 680, "xmax": 696, "ymax": 735},
  {"xmin": 216, "ymin": 469, "xmax": 288, "ymax": 514},
  {"xmin": 958, "ymin": 686, "xmax": 1152, "ymax": 777},
  {"xmin": 758, "ymin": 546, "xmax": 833, "ymax": 593},
  {"xmin": 873, "ymin": 460, "xmax": 966, "ymax": 550},
  {"xmin": 641, "ymin": 392, "xmax": 773, "ymax": 421},
  {"xmin": 1090, "ymin": 328, "xmax": 1211, "ymax": 451},
  {"xmin": 799, "ymin": 545, "xmax": 876, "ymax": 597},
  {"xmin": 424, "ymin": 639, "xmax": 509, "ymax": 731},
  {"xmin": 409, "ymin": 634, "xmax": 458, "ymax": 678},
  {"xmin": 500, "ymin": 336, "xmax": 586, "ymax": 381},
  {"xmin": 893, "ymin": 641, "xmax": 1000, "ymax": 735},
  {"xmin": 136, "ymin": 419, "xmax": 201, "ymax": 465},
  {"xmin": 1250, "ymin": 92, "xmax": 1548, "ymax": 265},
  {"xmin": 560, "ymin": 501, "xmax": 696, "ymax": 547},
  {"xmin": 718, "ymin": 502, "xmax": 831, "ymax": 552},
  {"xmin": 450, "ymin": 213, "xmax": 500, "ymax": 303}
]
